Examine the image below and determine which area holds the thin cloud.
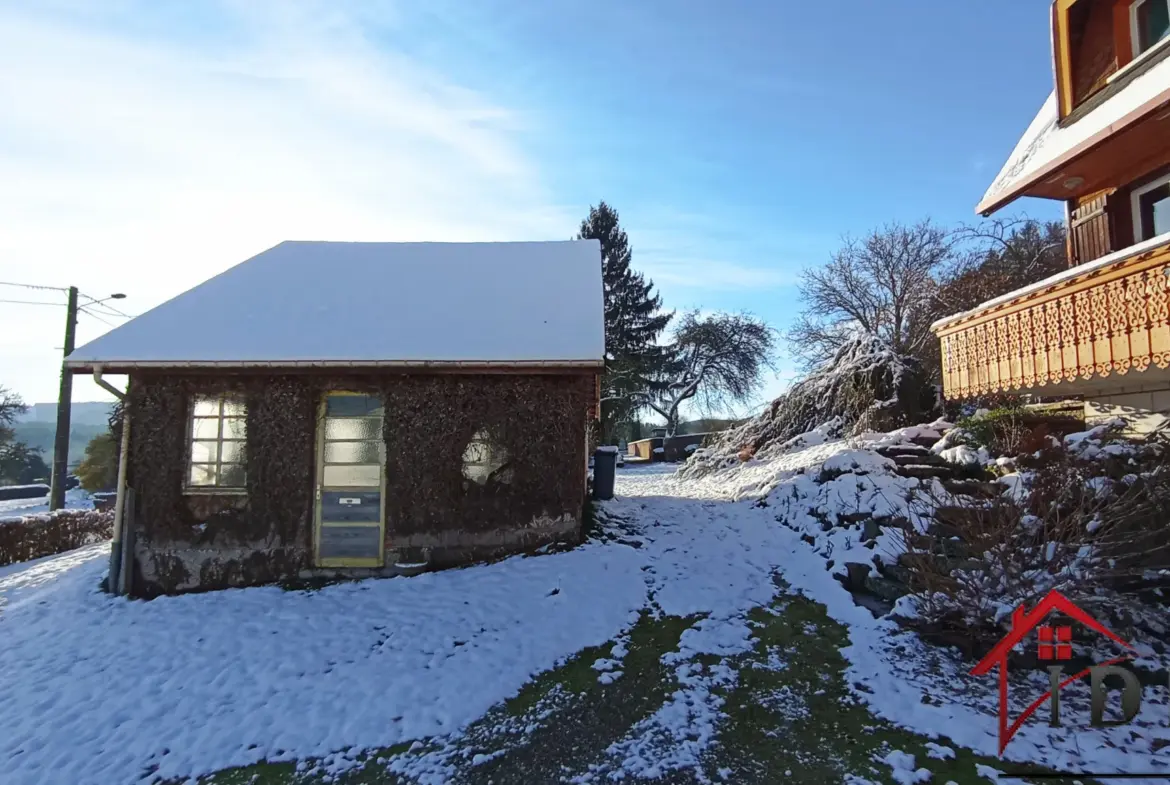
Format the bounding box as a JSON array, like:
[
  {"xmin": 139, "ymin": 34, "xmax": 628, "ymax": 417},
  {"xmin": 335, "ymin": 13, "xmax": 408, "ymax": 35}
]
[{"xmin": 0, "ymin": 1, "xmax": 571, "ymax": 401}]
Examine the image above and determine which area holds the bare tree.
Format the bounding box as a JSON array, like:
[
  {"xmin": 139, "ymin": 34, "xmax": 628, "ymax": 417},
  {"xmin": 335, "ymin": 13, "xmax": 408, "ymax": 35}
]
[
  {"xmin": 639, "ymin": 311, "xmax": 775, "ymax": 437},
  {"xmin": 788, "ymin": 220, "xmax": 952, "ymax": 369},
  {"xmin": 938, "ymin": 217, "xmax": 1067, "ymax": 316}
]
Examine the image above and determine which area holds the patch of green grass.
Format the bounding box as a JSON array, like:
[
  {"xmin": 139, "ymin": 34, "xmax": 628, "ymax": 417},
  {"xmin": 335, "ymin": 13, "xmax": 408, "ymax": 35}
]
[
  {"xmin": 188, "ymin": 590, "xmax": 1099, "ymax": 785},
  {"xmin": 705, "ymin": 594, "xmax": 1094, "ymax": 784}
]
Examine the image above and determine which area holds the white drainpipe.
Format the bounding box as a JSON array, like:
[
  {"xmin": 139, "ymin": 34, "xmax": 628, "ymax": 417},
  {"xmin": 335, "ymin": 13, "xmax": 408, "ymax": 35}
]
[{"xmin": 93, "ymin": 367, "xmax": 131, "ymax": 595}]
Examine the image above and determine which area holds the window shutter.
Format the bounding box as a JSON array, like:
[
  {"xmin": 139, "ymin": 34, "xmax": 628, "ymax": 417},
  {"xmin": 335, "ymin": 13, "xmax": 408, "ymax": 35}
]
[{"xmin": 1069, "ymin": 192, "xmax": 1115, "ymax": 267}]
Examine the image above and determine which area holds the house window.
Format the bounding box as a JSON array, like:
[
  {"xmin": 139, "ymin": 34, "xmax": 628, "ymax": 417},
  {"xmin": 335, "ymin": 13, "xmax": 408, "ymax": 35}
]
[
  {"xmin": 461, "ymin": 430, "xmax": 512, "ymax": 486},
  {"xmin": 187, "ymin": 394, "xmax": 246, "ymax": 491},
  {"xmin": 1131, "ymin": 0, "xmax": 1170, "ymax": 57},
  {"xmin": 1131, "ymin": 174, "xmax": 1170, "ymax": 241}
]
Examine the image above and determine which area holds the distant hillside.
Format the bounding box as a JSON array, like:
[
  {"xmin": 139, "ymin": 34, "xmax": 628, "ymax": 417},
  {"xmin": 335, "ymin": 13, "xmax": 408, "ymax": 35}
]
[
  {"xmin": 11, "ymin": 402, "xmax": 114, "ymax": 466},
  {"xmin": 12, "ymin": 421, "xmax": 107, "ymax": 467},
  {"xmin": 17, "ymin": 402, "xmax": 114, "ymax": 428}
]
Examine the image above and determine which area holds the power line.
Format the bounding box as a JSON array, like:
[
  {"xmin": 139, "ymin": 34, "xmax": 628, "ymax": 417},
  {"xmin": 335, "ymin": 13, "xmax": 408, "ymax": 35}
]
[
  {"xmin": 79, "ymin": 293, "xmax": 133, "ymax": 319},
  {"xmin": 0, "ymin": 297, "xmax": 63, "ymax": 307},
  {"xmin": 0, "ymin": 280, "xmax": 69, "ymax": 293},
  {"xmin": 78, "ymin": 307, "xmax": 116, "ymax": 327},
  {"xmin": 82, "ymin": 301, "xmax": 137, "ymax": 319}
]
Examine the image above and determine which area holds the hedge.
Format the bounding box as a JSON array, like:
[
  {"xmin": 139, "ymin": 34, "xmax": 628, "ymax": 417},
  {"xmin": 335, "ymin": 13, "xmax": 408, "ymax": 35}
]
[{"xmin": 0, "ymin": 509, "xmax": 114, "ymax": 568}]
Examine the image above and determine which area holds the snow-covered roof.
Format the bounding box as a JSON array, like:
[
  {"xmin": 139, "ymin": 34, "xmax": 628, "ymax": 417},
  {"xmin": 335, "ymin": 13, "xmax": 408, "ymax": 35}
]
[
  {"xmin": 977, "ymin": 53, "xmax": 1170, "ymax": 215},
  {"xmin": 67, "ymin": 241, "xmax": 605, "ymax": 370}
]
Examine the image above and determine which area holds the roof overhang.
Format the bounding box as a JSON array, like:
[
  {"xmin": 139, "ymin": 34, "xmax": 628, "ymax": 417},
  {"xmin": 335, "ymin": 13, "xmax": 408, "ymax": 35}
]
[
  {"xmin": 976, "ymin": 41, "xmax": 1170, "ymax": 217},
  {"xmin": 977, "ymin": 87, "xmax": 1170, "ymax": 216},
  {"xmin": 66, "ymin": 359, "xmax": 605, "ymax": 374}
]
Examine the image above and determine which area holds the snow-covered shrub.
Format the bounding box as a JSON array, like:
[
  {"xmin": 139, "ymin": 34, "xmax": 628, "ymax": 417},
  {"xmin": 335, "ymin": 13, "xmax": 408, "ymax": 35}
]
[
  {"xmin": 683, "ymin": 334, "xmax": 933, "ymax": 478},
  {"xmin": 946, "ymin": 405, "xmax": 1084, "ymax": 460},
  {"xmin": 894, "ymin": 439, "xmax": 1170, "ymax": 636},
  {"xmin": 0, "ymin": 509, "xmax": 113, "ymax": 567}
]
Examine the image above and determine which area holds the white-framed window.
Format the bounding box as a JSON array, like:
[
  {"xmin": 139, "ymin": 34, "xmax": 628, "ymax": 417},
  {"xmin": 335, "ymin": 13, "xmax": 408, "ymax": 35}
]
[
  {"xmin": 1131, "ymin": 172, "xmax": 1170, "ymax": 242},
  {"xmin": 187, "ymin": 394, "xmax": 247, "ymax": 491},
  {"xmin": 1131, "ymin": 0, "xmax": 1170, "ymax": 58}
]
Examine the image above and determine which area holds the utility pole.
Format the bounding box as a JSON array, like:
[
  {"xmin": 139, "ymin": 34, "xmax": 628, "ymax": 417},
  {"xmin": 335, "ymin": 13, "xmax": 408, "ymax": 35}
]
[{"xmin": 49, "ymin": 286, "xmax": 78, "ymax": 511}]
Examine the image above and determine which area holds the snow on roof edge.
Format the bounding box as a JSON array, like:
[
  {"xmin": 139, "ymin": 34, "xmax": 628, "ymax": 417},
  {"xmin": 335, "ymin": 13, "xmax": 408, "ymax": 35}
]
[
  {"xmin": 977, "ymin": 55, "xmax": 1170, "ymax": 216},
  {"xmin": 67, "ymin": 239, "xmax": 605, "ymax": 366}
]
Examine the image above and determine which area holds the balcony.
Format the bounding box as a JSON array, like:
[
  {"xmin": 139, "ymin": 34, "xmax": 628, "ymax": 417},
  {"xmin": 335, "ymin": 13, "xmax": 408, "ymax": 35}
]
[{"xmin": 932, "ymin": 233, "xmax": 1170, "ymax": 400}]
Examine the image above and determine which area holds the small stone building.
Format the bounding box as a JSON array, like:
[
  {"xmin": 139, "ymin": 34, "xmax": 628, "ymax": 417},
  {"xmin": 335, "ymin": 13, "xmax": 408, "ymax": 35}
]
[{"xmin": 65, "ymin": 240, "xmax": 603, "ymax": 596}]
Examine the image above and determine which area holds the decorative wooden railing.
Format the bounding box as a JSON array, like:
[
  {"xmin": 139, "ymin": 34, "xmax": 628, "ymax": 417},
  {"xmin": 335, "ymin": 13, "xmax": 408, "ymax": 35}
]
[{"xmin": 933, "ymin": 237, "xmax": 1170, "ymax": 400}]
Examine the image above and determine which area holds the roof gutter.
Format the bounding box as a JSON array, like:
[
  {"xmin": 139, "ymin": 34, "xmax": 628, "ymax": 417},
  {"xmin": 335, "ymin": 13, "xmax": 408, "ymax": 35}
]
[
  {"xmin": 65, "ymin": 358, "xmax": 606, "ymax": 373},
  {"xmin": 975, "ymin": 87, "xmax": 1170, "ymax": 217}
]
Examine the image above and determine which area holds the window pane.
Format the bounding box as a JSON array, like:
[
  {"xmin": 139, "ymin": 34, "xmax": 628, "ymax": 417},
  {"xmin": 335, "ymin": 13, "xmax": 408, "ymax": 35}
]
[
  {"xmin": 222, "ymin": 399, "xmax": 246, "ymax": 417},
  {"xmin": 191, "ymin": 440, "xmax": 219, "ymax": 463},
  {"xmin": 324, "ymin": 418, "xmax": 381, "ymax": 440},
  {"xmin": 191, "ymin": 417, "xmax": 220, "ymax": 439},
  {"xmin": 326, "ymin": 395, "xmax": 383, "ymax": 417},
  {"xmin": 222, "ymin": 417, "xmax": 246, "ymax": 439},
  {"xmin": 219, "ymin": 463, "xmax": 246, "ymax": 487},
  {"xmin": 1140, "ymin": 184, "xmax": 1170, "ymax": 240},
  {"xmin": 220, "ymin": 441, "xmax": 244, "ymax": 463},
  {"xmin": 192, "ymin": 397, "xmax": 221, "ymax": 416},
  {"xmin": 324, "ymin": 441, "xmax": 381, "ymax": 464},
  {"xmin": 189, "ymin": 464, "xmax": 216, "ymax": 486},
  {"xmin": 323, "ymin": 464, "xmax": 381, "ymax": 487},
  {"xmin": 1139, "ymin": 0, "xmax": 1170, "ymax": 52}
]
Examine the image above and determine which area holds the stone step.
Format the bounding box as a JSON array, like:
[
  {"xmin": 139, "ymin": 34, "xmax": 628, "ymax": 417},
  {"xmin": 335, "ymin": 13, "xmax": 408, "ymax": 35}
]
[
  {"xmin": 889, "ymin": 452, "xmax": 949, "ymax": 467},
  {"xmin": 943, "ymin": 479, "xmax": 1001, "ymax": 499},
  {"xmin": 934, "ymin": 505, "xmax": 989, "ymax": 529},
  {"xmin": 876, "ymin": 445, "xmax": 934, "ymax": 457},
  {"xmin": 895, "ymin": 464, "xmax": 958, "ymax": 480}
]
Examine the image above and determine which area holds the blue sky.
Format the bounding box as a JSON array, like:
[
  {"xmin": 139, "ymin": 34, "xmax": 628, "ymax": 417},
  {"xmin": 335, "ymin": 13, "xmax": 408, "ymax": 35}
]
[{"xmin": 0, "ymin": 0, "xmax": 1062, "ymax": 413}]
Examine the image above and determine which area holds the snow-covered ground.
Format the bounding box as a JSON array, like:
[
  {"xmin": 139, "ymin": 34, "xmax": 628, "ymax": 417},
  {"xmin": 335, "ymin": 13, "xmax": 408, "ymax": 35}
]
[
  {"xmin": 0, "ymin": 487, "xmax": 93, "ymax": 518},
  {"xmin": 0, "ymin": 441, "xmax": 1166, "ymax": 785}
]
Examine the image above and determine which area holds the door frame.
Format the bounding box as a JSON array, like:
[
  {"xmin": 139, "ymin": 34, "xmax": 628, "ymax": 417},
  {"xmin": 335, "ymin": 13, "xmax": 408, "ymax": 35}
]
[{"xmin": 313, "ymin": 390, "xmax": 387, "ymax": 568}]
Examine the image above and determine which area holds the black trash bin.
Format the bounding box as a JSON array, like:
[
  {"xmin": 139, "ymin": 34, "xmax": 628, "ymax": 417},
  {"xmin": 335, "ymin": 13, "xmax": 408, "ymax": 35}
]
[{"xmin": 592, "ymin": 447, "xmax": 618, "ymax": 501}]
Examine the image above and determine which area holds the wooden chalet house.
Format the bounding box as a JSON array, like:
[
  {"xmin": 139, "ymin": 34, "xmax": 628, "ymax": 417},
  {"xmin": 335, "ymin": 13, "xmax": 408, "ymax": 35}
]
[{"xmin": 932, "ymin": 0, "xmax": 1170, "ymax": 429}]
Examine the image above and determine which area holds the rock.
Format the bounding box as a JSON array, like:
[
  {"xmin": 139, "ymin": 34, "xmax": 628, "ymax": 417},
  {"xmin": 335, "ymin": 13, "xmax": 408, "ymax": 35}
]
[
  {"xmin": 843, "ymin": 562, "xmax": 871, "ymax": 591},
  {"xmin": 873, "ymin": 515, "xmax": 912, "ymax": 530},
  {"xmin": 840, "ymin": 511, "xmax": 873, "ymax": 525},
  {"xmin": 864, "ymin": 575, "xmax": 909, "ymax": 602},
  {"xmin": 927, "ymin": 521, "xmax": 964, "ymax": 540},
  {"xmin": 862, "ymin": 518, "xmax": 881, "ymax": 541}
]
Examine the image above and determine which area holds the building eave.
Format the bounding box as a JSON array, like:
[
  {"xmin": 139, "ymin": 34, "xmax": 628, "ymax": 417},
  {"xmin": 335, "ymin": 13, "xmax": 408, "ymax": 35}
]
[
  {"xmin": 975, "ymin": 86, "xmax": 1170, "ymax": 216},
  {"xmin": 66, "ymin": 359, "xmax": 606, "ymax": 374}
]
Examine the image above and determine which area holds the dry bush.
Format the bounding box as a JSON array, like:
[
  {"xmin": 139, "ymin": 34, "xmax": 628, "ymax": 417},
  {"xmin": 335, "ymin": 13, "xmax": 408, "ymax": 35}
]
[
  {"xmin": 0, "ymin": 509, "xmax": 113, "ymax": 567},
  {"xmin": 895, "ymin": 435, "xmax": 1170, "ymax": 638}
]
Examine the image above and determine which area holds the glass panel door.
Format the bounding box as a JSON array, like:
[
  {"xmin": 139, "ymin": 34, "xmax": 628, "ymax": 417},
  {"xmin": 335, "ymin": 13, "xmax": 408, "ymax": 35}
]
[{"xmin": 315, "ymin": 393, "xmax": 385, "ymax": 567}]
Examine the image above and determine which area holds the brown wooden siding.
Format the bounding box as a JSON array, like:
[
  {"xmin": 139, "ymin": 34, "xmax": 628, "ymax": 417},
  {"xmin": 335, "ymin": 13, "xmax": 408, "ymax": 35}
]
[
  {"xmin": 1069, "ymin": 191, "xmax": 1116, "ymax": 266},
  {"xmin": 1069, "ymin": 0, "xmax": 1119, "ymax": 106}
]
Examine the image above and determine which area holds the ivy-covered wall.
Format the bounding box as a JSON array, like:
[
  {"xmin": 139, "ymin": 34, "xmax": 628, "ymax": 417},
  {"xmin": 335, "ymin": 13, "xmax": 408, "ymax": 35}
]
[{"xmin": 124, "ymin": 372, "xmax": 592, "ymax": 596}]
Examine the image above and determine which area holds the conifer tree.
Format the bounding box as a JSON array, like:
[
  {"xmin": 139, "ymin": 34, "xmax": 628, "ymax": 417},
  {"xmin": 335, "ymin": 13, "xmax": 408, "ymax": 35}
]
[{"xmin": 577, "ymin": 202, "xmax": 672, "ymax": 442}]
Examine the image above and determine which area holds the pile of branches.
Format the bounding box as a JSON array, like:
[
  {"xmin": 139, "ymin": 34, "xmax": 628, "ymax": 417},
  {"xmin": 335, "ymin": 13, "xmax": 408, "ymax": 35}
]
[
  {"xmin": 684, "ymin": 333, "xmax": 935, "ymax": 477},
  {"xmin": 0, "ymin": 508, "xmax": 114, "ymax": 568}
]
